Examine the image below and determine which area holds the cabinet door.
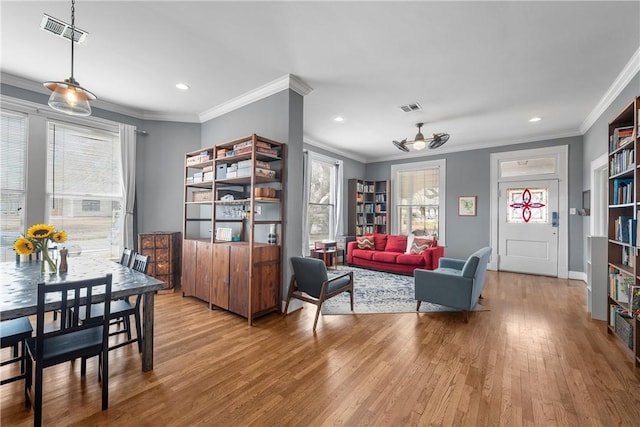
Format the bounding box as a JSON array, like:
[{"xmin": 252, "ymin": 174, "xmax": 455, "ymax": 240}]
[
  {"xmin": 195, "ymin": 242, "xmax": 213, "ymax": 302},
  {"xmin": 228, "ymin": 245, "xmax": 249, "ymax": 317},
  {"xmin": 252, "ymin": 245, "xmax": 280, "ymax": 314},
  {"xmin": 211, "ymin": 244, "xmax": 230, "ymax": 309},
  {"xmin": 181, "ymin": 240, "xmax": 197, "ymax": 296}
]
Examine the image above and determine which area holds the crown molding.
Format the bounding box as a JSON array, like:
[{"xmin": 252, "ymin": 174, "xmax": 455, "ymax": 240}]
[
  {"xmin": 580, "ymin": 47, "xmax": 640, "ymax": 134},
  {"xmin": 303, "ymin": 136, "xmax": 367, "ymax": 164},
  {"xmin": 198, "ymin": 74, "xmax": 313, "ymax": 123},
  {"xmin": 366, "ymin": 129, "xmax": 582, "ymax": 163}
]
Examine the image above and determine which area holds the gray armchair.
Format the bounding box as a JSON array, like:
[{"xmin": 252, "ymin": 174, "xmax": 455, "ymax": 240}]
[
  {"xmin": 414, "ymin": 246, "xmax": 491, "ymax": 321},
  {"xmin": 284, "ymin": 257, "xmax": 354, "ymax": 332}
]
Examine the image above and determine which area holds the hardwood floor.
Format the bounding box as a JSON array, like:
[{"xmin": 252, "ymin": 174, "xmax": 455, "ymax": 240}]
[{"xmin": 2, "ymin": 271, "xmax": 640, "ymax": 426}]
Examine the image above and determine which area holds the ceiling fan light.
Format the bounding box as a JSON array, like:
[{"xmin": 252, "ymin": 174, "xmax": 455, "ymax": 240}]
[{"xmin": 413, "ymin": 139, "xmax": 426, "ymax": 150}]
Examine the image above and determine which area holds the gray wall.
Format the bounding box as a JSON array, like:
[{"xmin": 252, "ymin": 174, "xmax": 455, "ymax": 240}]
[
  {"xmin": 364, "ymin": 136, "xmax": 584, "ymax": 271},
  {"xmin": 136, "ymin": 120, "xmax": 201, "ymax": 234},
  {"xmin": 582, "ymin": 72, "xmax": 640, "ymax": 271},
  {"xmin": 200, "ymin": 89, "xmax": 304, "ymax": 295}
]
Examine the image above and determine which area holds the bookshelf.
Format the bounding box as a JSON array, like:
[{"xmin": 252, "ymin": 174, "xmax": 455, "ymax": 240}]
[
  {"xmin": 607, "ymin": 96, "xmax": 640, "ymax": 368},
  {"xmin": 182, "ymin": 134, "xmax": 284, "ymax": 325},
  {"xmin": 347, "ymin": 179, "xmax": 390, "ymax": 236}
]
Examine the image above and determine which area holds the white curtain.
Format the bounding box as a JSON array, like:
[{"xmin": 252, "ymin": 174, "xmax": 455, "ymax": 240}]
[
  {"xmin": 119, "ymin": 124, "xmax": 136, "ymax": 250},
  {"xmin": 334, "ymin": 160, "xmax": 344, "ymax": 239},
  {"xmin": 301, "ymin": 150, "xmax": 311, "ymax": 256}
]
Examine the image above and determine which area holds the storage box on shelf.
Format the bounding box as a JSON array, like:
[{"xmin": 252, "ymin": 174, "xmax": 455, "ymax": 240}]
[
  {"xmin": 182, "ymin": 134, "xmax": 285, "ymax": 325},
  {"xmin": 607, "ymin": 96, "xmax": 640, "ymax": 368}
]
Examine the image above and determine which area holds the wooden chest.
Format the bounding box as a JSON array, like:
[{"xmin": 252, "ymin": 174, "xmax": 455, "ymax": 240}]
[{"xmin": 138, "ymin": 232, "xmax": 182, "ymax": 290}]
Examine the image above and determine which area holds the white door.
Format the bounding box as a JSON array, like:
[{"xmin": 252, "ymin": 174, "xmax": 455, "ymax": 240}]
[{"xmin": 498, "ymin": 179, "xmax": 558, "ymax": 276}]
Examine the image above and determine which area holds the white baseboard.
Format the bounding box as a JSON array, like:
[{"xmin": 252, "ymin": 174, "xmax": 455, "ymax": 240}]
[{"xmin": 569, "ymin": 270, "xmax": 587, "ymax": 282}]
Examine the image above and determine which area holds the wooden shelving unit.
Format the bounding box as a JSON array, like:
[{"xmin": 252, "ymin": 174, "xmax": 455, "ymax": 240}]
[
  {"xmin": 181, "ymin": 134, "xmax": 284, "ymax": 325},
  {"xmin": 607, "ymin": 96, "xmax": 640, "ymax": 368},
  {"xmin": 347, "ymin": 179, "xmax": 390, "ymax": 236}
]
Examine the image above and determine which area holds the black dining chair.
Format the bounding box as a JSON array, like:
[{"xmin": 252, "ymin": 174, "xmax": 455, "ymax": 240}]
[
  {"xmin": 75, "ymin": 254, "xmax": 149, "ymax": 352},
  {"xmin": 1, "ymin": 317, "xmax": 33, "ymax": 395},
  {"xmin": 25, "ymin": 274, "xmax": 112, "ymax": 427},
  {"xmin": 120, "ymin": 248, "xmax": 135, "ymax": 268}
]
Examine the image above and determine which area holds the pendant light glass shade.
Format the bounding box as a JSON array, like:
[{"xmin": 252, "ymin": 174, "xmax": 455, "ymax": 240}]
[{"xmin": 44, "ymin": 77, "xmax": 96, "ymax": 116}]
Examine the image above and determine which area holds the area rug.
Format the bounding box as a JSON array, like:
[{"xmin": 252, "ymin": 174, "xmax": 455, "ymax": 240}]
[{"xmin": 320, "ymin": 266, "xmax": 488, "ymax": 315}]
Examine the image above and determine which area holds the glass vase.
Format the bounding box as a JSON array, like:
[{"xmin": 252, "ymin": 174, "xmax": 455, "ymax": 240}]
[{"xmin": 40, "ymin": 242, "xmax": 57, "ymax": 274}]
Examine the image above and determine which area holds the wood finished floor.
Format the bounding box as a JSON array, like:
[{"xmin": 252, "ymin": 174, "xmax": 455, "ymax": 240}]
[{"xmin": 2, "ymin": 271, "xmax": 640, "ymax": 426}]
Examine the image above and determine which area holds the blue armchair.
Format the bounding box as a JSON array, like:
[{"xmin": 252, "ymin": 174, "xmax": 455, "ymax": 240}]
[{"xmin": 414, "ymin": 246, "xmax": 491, "ymax": 321}]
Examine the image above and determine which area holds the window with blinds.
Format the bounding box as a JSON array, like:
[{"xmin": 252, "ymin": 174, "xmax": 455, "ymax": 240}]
[
  {"xmin": 307, "ymin": 155, "xmax": 338, "ymax": 243},
  {"xmin": 394, "ymin": 159, "xmax": 445, "ymax": 239},
  {"xmin": 0, "ymin": 111, "xmax": 27, "ymax": 261},
  {"xmin": 47, "ymin": 121, "xmax": 123, "ymax": 258}
]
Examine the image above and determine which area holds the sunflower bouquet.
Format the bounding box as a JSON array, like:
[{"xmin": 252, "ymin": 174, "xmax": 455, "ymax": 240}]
[{"xmin": 14, "ymin": 224, "xmax": 67, "ymax": 274}]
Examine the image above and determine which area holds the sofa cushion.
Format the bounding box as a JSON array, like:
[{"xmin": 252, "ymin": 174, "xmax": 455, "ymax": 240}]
[
  {"xmin": 385, "ymin": 235, "xmax": 407, "ymax": 253},
  {"xmin": 352, "ymin": 249, "xmax": 376, "ymax": 260},
  {"xmin": 373, "ymin": 233, "xmax": 388, "ymax": 251},
  {"xmin": 356, "ymin": 235, "xmax": 375, "ymax": 250},
  {"xmin": 405, "ymin": 234, "xmax": 415, "ymax": 254},
  {"xmin": 396, "ymin": 254, "xmax": 425, "ymax": 266},
  {"xmin": 410, "ymin": 238, "xmax": 435, "ymax": 254},
  {"xmin": 372, "ymin": 252, "xmax": 399, "ymax": 263}
]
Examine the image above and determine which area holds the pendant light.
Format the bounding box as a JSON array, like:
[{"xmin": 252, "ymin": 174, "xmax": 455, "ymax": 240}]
[{"xmin": 44, "ymin": 0, "xmax": 96, "ymax": 116}]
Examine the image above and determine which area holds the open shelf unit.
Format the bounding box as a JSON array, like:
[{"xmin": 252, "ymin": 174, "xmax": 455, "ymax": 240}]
[
  {"xmin": 347, "ymin": 179, "xmax": 390, "ymax": 236},
  {"xmin": 607, "ymin": 96, "xmax": 640, "ymax": 368},
  {"xmin": 182, "ymin": 134, "xmax": 285, "ymax": 325}
]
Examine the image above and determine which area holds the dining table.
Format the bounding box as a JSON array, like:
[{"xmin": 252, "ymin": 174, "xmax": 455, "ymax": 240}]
[{"xmin": 0, "ymin": 256, "xmax": 165, "ymax": 372}]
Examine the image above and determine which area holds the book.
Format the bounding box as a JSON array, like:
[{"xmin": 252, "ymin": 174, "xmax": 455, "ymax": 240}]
[{"xmin": 629, "ymin": 285, "xmax": 640, "ymax": 318}]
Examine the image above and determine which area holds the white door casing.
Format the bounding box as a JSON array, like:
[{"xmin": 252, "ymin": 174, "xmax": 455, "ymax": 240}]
[
  {"xmin": 490, "ymin": 145, "xmax": 568, "ymax": 279},
  {"xmin": 498, "ymin": 179, "xmax": 559, "ymax": 276}
]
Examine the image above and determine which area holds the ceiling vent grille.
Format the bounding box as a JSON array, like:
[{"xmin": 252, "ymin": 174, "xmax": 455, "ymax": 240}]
[
  {"xmin": 399, "ymin": 103, "xmax": 423, "ymax": 113},
  {"xmin": 40, "ymin": 14, "xmax": 88, "ymax": 43}
]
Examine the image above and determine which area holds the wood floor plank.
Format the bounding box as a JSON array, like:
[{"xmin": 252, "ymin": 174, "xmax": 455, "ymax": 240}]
[{"xmin": 2, "ymin": 270, "xmax": 640, "ymax": 426}]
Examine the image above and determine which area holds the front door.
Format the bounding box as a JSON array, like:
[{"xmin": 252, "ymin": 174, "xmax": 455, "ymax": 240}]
[{"xmin": 498, "ymin": 179, "xmax": 558, "ymax": 276}]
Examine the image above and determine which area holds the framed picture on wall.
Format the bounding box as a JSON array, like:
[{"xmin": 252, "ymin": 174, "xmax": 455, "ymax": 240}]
[{"xmin": 458, "ymin": 196, "xmax": 477, "ymax": 216}]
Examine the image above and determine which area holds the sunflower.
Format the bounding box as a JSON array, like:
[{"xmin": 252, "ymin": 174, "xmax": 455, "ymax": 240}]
[
  {"xmin": 14, "ymin": 237, "xmax": 35, "ymax": 255},
  {"xmin": 27, "ymin": 224, "xmax": 55, "ymax": 239},
  {"xmin": 52, "ymin": 231, "xmax": 67, "ymax": 244}
]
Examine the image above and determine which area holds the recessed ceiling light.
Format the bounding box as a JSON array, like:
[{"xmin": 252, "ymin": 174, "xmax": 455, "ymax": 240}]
[
  {"xmin": 333, "ymin": 116, "xmax": 344, "ymax": 122},
  {"xmin": 529, "ymin": 117, "xmax": 542, "ymax": 122},
  {"xmin": 176, "ymin": 83, "xmax": 190, "ymax": 90}
]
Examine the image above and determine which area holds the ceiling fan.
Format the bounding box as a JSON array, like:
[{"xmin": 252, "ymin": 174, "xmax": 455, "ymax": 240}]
[{"xmin": 392, "ymin": 123, "xmax": 450, "ymax": 152}]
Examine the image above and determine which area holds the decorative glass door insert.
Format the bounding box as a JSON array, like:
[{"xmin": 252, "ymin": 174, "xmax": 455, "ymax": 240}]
[{"xmin": 507, "ymin": 187, "xmax": 548, "ymax": 223}]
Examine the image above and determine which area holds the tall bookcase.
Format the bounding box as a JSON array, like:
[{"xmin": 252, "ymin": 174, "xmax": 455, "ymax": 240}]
[
  {"xmin": 607, "ymin": 96, "xmax": 640, "ymax": 368},
  {"xmin": 182, "ymin": 134, "xmax": 284, "ymax": 325},
  {"xmin": 347, "ymin": 179, "xmax": 390, "ymax": 236}
]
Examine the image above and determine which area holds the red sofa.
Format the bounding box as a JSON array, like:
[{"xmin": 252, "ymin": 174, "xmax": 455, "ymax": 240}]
[{"xmin": 347, "ymin": 233, "xmax": 444, "ymax": 275}]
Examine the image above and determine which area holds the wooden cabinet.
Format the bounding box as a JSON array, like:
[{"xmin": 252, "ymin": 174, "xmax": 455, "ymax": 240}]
[
  {"xmin": 348, "ymin": 179, "xmax": 390, "ymax": 236},
  {"xmin": 138, "ymin": 231, "xmax": 181, "ymax": 291},
  {"xmin": 182, "ymin": 134, "xmax": 284, "ymax": 324},
  {"xmin": 607, "ymin": 96, "xmax": 640, "ymax": 368}
]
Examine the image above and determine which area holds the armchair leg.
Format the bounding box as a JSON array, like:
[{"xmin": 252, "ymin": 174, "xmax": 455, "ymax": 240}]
[
  {"xmin": 416, "ymin": 301, "xmax": 422, "ymax": 311},
  {"xmin": 349, "ymin": 290, "xmax": 354, "ymax": 311},
  {"xmin": 312, "ymin": 302, "xmax": 322, "ymax": 333},
  {"xmin": 283, "ymin": 276, "xmax": 296, "ymax": 316},
  {"xmin": 463, "ymin": 311, "xmax": 469, "ymax": 323}
]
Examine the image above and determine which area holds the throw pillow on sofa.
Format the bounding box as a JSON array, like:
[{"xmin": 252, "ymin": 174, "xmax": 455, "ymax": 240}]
[
  {"xmin": 357, "ymin": 235, "xmax": 375, "ymax": 250},
  {"xmin": 385, "ymin": 235, "xmax": 407, "ymax": 253},
  {"xmin": 410, "ymin": 238, "xmax": 435, "ymax": 255}
]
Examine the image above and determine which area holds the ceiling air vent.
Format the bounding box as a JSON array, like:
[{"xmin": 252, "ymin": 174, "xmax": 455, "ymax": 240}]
[
  {"xmin": 399, "ymin": 103, "xmax": 423, "ymax": 113},
  {"xmin": 40, "ymin": 14, "xmax": 88, "ymax": 43}
]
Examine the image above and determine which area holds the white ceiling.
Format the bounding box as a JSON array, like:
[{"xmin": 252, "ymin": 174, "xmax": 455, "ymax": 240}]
[{"xmin": 1, "ymin": 1, "xmax": 639, "ymax": 162}]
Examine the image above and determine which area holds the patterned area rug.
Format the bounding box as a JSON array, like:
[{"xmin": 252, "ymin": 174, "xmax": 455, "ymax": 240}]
[{"xmin": 320, "ymin": 266, "xmax": 488, "ymax": 315}]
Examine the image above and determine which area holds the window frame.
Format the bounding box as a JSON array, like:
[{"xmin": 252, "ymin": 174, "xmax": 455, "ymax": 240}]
[
  {"xmin": 390, "ymin": 159, "xmax": 446, "ymax": 244},
  {"xmin": 306, "ymin": 151, "xmax": 341, "ymax": 246}
]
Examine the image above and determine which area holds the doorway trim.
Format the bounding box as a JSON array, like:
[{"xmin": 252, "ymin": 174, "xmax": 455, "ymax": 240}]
[
  {"xmin": 590, "ymin": 152, "xmax": 608, "ymax": 237},
  {"xmin": 489, "ymin": 145, "xmax": 569, "ymax": 278}
]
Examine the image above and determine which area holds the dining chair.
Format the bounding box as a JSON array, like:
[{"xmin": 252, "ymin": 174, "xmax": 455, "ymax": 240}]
[
  {"xmin": 25, "ymin": 274, "xmax": 112, "ymax": 427},
  {"xmin": 76, "ymin": 254, "xmax": 149, "ymax": 352},
  {"xmin": 1, "ymin": 317, "xmax": 33, "ymax": 394},
  {"xmin": 120, "ymin": 248, "xmax": 135, "ymax": 268},
  {"xmin": 285, "ymin": 256, "xmax": 354, "ymax": 332}
]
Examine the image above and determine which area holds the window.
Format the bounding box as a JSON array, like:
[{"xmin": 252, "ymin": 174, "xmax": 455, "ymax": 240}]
[
  {"xmin": 305, "ymin": 152, "xmax": 342, "ymax": 247},
  {"xmin": 391, "ymin": 159, "xmax": 446, "ymax": 242},
  {"xmin": 506, "ymin": 187, "xmax": 548, "ymax": 223},
  {"xmin": 0, "ymin": 111, "xmax": 26, "ymax": 261},
  {"xmin": 47, "ymin": 121, "xmax": 123, "ymax": 258}
]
